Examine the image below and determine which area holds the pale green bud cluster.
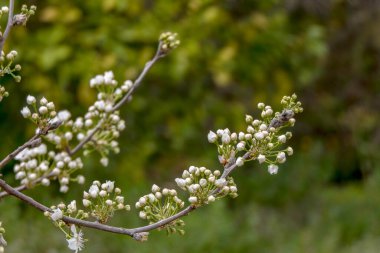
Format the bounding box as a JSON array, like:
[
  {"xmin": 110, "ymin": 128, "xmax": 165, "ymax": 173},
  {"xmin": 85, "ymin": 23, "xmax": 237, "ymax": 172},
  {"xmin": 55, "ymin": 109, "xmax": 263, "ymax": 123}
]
[
  {"xmin": 0, "ymin": 221, "xmax": 6, "ymax": 252},
  {"xmin": 0, "ymin": 6, "xmax": 9, "ymax": 17},
  {"xmin": 12, "ymin": 5, "xmax": 36, "ymax": 26},
  {"xmin": 158, "ymin": 32, "xmax": 180, "ymax": 56},
  {"xmin": 175, "ymin": 166, "xmax": 238, "ymax": 206},
  {"xmin": 208, "ymin": 94, "xmax": 303, "ymax": 175},
  {"xmin": 0, "ymin": 50, "xmax": 22, "ymax": 82},
  {"xmin": 20, "ymin": 95, "xmax": 59, "ymax": 131},
  {"xmin": 0, "ymin": 85, "xmax": 8, "ymax": 102},
  {"xmin": 46, "ymin": 201, "xmax": 89, "ymax": 223},
  {"xmin": 136, "ymin": 184, "xmax": 185, "ymax": 234},
  {"xmin": 82, "ymin": 180, "xmax": 130, "ymax": 223}
]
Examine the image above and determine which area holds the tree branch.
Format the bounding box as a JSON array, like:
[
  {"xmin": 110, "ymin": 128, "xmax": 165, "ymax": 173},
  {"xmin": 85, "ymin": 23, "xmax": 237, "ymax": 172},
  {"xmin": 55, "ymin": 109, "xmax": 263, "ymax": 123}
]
[
  {"xmin": 0, "ymin": 178, "xmax": 196, "ymax": 237},
  {"xmin": 0, "ymin": 0, "xmax": 15, "ymax": 52},
  {"xmin": 0, "ymin": 134, "xmax": 40, "ymax": 170},
  {"xmin": 0, "ymin": 171, "xmax": 54, "ymax": 199}
]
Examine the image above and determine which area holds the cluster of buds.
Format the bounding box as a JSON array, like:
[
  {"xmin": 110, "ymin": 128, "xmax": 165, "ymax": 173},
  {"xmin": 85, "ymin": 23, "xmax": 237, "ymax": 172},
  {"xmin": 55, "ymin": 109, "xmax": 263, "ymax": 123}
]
[
  {"xmin": 82, "ymin": 181, "xmax": 130, "ymax": 223},
  {"xmin": 20, "ymin": 95, "xmax": 58, "ymax": 131},
  {"xmin": 136, "ymin": 184, "xmax": 185, "ymax": 234},
  {"xmin": 0, "ymin": 85, "xmax": 8, "ymax": 102},
  {"xmin": 13, "ymin": 144, "xmax": 84, "ymax": 192},
  {"xmin": 12, "ymin": 4, "xmax": 36, "ymax": 26},
  {"xmin": 89, "ymin": 71, "xmax": 134, "ymax": 103},
  {"xmin": 0, "ymin": 50, "xmax": 22, "ymax": 82},
  {"xmin": 72, "ymin": 71, "xmax": 129, "ymax": 165},
  {"xmin": 158, "ymin": 32, "xmax": 180, "ymax": 56},
  {"xmin": 208, "ymin": 94, "xmax": 303, "ymax": 175},
  {"xmin": 175, "ymin": 166, "xmax": 238, "ymax": 206},
  {"xmin": 46, "ymin": 201, "xmax": 89, "ymax": 222},
  {"xmin": 0, "ymin": 221, "xmax": 6, "ymax": 252},
  {"xmin": 0, "ymin": 6, "xmax": 9, "ymax": 17}
]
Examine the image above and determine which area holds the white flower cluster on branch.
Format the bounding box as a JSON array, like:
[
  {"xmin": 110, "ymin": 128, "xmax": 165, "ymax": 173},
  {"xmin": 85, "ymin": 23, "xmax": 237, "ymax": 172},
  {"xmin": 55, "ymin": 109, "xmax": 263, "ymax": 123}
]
[{"xmin": 0, "ymin": 1, "xmax": 304, "ymax": 252}]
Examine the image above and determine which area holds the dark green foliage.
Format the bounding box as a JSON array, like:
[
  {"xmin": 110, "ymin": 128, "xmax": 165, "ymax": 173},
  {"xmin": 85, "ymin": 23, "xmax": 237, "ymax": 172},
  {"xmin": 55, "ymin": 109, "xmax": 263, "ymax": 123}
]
[{"xmin": 1, "ymin": 0, "xmax": 379, "ymax": 252}]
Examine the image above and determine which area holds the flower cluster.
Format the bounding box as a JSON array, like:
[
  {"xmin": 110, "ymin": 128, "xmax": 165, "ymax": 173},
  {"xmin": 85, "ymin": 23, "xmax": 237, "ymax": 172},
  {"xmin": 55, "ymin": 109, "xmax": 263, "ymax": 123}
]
[
  {"xmin": 175, "ymin": 166, "xmax": 238, "ymax": 206},
  {"xmin": 12, "ymin": 4, "xmax": 36, "ymax": 26},
  {"xmin": 20, "ymin": 95, "xmax": 57, "ymax": 131},
  {"xmin": 0, "ymin": 50, "xmax": 22, "ymax": 83},
  {"xmin": 73, "ymin": 71, "xmax": 130, "ymax": 165},
  {"xmin": 47, "ymin": 200, "xmax": 89, "ymax": 222},
  {"xmin": 158, "ymin": 32, "xmax": 180, "ymax": 56},
  {"xmin": 0, "ymin": 85, "xmax": 8, "ymax": 102},
  {"xmin": 0, "ymin": 6, "xmax": 9, "ymax": 17},
  {"xmin": 14, "ymin": 144, "xmax": 84, "ymax": 192},
  {"xmin": 45, "ymin": 201, "xmax": 88, "ymax": 252},
  {"xmin": 82, "ymin": 180, "xmax": 130, "ymax": 223},
  {"xmin": 136, "ymin": 184, "xmax": 185, "ymax": 234},
  {"xmin": 208, "ymin": 94, "xmax": 303, "ymax": 175}
]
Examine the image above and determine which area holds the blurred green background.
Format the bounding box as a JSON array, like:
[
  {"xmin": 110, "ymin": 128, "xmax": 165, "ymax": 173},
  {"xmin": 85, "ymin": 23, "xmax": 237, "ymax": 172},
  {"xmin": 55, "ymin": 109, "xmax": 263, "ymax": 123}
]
[{"xmin": 1, "ymin": 0, "xmax": 380, "ymax": 252}]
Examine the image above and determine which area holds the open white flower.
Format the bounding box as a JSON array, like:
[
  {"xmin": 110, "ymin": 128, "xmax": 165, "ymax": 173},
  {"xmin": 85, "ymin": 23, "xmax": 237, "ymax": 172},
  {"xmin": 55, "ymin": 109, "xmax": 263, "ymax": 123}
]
[
  {"xmin": 50, "ymin": 208, "xmax": 63, "ymax": 221},
  {"xmin": 67, "ymin": 225, "xmax": 84, "ymax": 253}
]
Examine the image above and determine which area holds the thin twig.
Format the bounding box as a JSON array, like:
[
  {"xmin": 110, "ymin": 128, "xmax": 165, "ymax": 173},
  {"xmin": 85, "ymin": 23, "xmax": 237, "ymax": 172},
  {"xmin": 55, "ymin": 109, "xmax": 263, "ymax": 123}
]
[
  {"xmin": 0, "ymin": 134, "xmax": 40, "ymax": 169},
  {"xmin": 0, "ymin": 0, "xmax": 15, "ymax": 52},
  {"xmin": 0, "ymin": 178, "xmax": 196, "ymax": 236},
  {"xmin": 69, "ymin": 120, "xmax": 103, "ymax": 155}
]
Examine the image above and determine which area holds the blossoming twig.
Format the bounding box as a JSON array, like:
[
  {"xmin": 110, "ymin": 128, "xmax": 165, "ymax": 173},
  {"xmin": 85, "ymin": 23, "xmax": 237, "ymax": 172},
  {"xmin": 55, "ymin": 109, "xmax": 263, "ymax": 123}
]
[
  {"xmin": 68, "ymin": 42, "xmax": 163, "ymax": 156},
  {"xmin": 0, "ymin": 177, "xmax": 195, "ymax": 237}
]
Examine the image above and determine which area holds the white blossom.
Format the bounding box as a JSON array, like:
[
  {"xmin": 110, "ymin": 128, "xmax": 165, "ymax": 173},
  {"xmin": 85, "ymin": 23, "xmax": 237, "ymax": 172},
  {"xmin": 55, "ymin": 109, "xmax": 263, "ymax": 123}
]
[
  {"xmin": 151, "ymin": 184, "xmax": 160, "ymax": 193},
  {"xmin": 286, "ymin": 147, "xmax": 294, "ymax": 156},
  {"xmin": 221, "ymin": 133, "xmax": 231, "ymax": 144},
  {"xmin": 40, "ymin": 97, "xmax": 48, "ymax": 105},
  {"xmin": 100, "ymin": 157, "xmax": 109, "ymax": 167},
  {"xmin": 268, "ymin": 164, "xmax": 279, "ymax": 175},
  {"xmin": 258, "ymin": 154, "xmax": 266, "ymax": 164},
  {"xmin": 278, "ymin": 135, "xmax": 286, "ymax": 143},
  {"xmin": 215, "ymin": 178, "xmax": 226, "ymax": 187},
  {"xmin": 254, "ymin": 132, "xmax": 264, "ymax": 140},
  {"xmin": 207, "ymin": 195, "xmax": 215, "ymax": 202},
  {"xmin": 188, "ymin": 196, "xmax": 198, "ymax": 204},
  {"xmin": 276, "ymin": 152, "xmax": 286, "ymax": 163},
  {"xmin": 139, "ymin": 211, "xmax": 147, "ymax": 219},
  {"xmin": 26, "ymin": 95, "xmax": 36, "ymax": 104},
  {"xmin": 207, "ymin": 131, "xmax": 217, "ymax": 143},
  {"xmin": 175, "ymin": 178, "xmax": 186, "ymax": 188},
  {"xmin": 66, "ymin": 225, "xmax": 84, "ymax": 252},
  {"xmin": 235, "ymin": 157, "xmax": 244, "ymax": 167},
  {"xmin": 20, "ymin": 107, "xmax": 31, "ymax": 118},
  {"xmin": 67, "ymin": 200, "xmax": 77, "ymax": 213},
  {"xmin": 89, "ymin": 185, "xmax": 99, "ymax": 198},
  {"xmin": 102, "ymin": 180, "xmax": 115, "ymax": 193},
  {"xmin": 82, "ymin": 199, "xmax": 91, "ymax": 207},
  {"xmin": 50, "ymin": 208, "xmax": 63, "ymax": 221},
  {"xmin": 58, "ymin": 110, "xmax": 71, "ymax": 122},
  {"xmin": 38, "ymin": 106, "xmax": 48, "ymax": 114}
]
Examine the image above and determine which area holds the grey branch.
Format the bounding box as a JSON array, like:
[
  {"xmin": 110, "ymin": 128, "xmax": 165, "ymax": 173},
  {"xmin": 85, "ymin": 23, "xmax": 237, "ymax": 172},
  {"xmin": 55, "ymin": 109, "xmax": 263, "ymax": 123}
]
[
  {"xmin": 0, "ymin": 178, "xmax": 196, "ymax": 237},
  {"xmin": 0, "ymin": 134, "xmax": 40, "ymax": 169},
  {"xmin": 0, "ymin": 0, "xmax": 15, "ymax": 52}
]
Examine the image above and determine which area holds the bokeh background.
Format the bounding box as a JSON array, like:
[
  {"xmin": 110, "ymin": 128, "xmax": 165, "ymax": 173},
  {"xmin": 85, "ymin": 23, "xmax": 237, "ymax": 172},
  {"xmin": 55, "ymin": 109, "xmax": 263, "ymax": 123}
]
[{"xmin": 1, "ymin": 0, "xmax": 380, "ymax": 252}]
